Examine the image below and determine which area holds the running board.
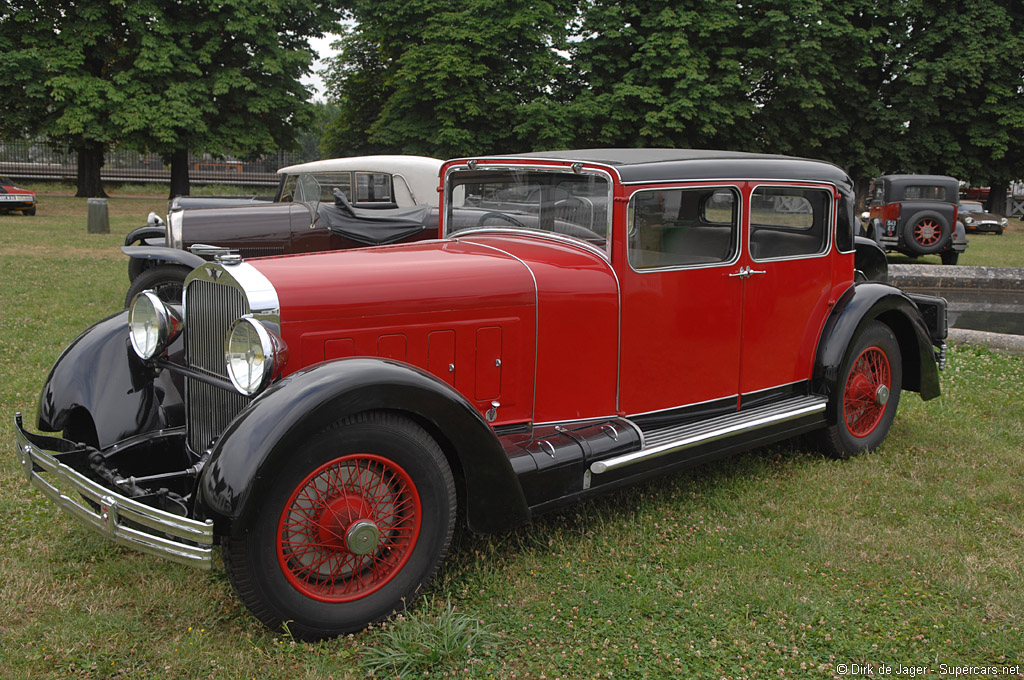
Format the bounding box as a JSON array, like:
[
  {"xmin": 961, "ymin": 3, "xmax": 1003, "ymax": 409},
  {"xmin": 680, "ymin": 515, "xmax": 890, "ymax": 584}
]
[{"xmin": 590, "ymin": 395, "xmax": 828, "ymax": 475}]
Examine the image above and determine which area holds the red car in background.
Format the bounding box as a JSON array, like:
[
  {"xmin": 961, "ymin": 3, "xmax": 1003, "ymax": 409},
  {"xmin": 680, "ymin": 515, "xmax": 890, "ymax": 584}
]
[{"xmin": 0, "ymin": 176, "xmax": 36, "ymax": 215}]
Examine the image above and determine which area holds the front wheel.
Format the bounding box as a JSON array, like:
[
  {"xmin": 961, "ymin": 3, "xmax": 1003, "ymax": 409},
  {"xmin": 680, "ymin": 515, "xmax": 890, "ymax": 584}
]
[
  {"xmin": 123, "ymin": 264, "xmax": 189, "ymax": 307},
  {"xmin": 816, "ymin": 322, "xmax": 903, "ymax": 459},
  {"xmin": 223, "ymin": 412, "xmax": 456, "ymax": 640}
]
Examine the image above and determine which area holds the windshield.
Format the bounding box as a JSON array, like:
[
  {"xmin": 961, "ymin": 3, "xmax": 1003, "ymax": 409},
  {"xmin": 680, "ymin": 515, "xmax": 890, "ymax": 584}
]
[
  {"xmin": 446, "ymin": 168, "xmax": 611, "ymax": 248},
  {"xmin": 961, "ymin": 201, "xmax": 983, "ymax": 212}
]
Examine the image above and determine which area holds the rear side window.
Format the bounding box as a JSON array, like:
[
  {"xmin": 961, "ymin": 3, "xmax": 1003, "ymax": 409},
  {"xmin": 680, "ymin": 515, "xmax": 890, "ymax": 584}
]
[
  {"xmin": 750, "ymin": 187, "xmax": 831, "ymax": 260},
  {"xmin": 903, "ymin": 185, "xmax": 947, "ymax": 201},
  {"xmin": 628, "ymin": 187, "xmax": 739, "ymax": 270},
  {"xmin": 355, "ymin": 172, "xmax": 394, "ymax": 204}
]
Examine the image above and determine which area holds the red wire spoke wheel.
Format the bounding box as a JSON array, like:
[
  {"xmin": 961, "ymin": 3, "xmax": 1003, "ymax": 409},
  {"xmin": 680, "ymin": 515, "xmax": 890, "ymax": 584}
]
[
  {"xmin": 842, "ymin": 347, "xmax": 891, "ymax": 437},
  {"xmin": 817, "ymin": 322, "xmax": 902, "ymax": 458},
  {"xmin": 277, "ymin": 454, "xmax": 422, "ymax": 602},
  {"xmin": 224, "ymin": 412, "xmax": 455, "ymax": 640},
  {"xmin": 912, "ymin": 218, "xmax": 942, "ymax": 247}
]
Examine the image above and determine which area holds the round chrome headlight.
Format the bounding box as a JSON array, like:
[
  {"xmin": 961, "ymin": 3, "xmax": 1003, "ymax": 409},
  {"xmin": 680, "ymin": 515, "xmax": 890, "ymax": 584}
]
[
  {"xmin": 128, "ymin": 291, "xmax": 182, "ymax": 360},
  {"xmin": 225, "ymin": 317, "xmax": 287, "ymax": 396},
  {"xmin": 964, "ymin": 216, "xmax": 974, "ymax": 224}
]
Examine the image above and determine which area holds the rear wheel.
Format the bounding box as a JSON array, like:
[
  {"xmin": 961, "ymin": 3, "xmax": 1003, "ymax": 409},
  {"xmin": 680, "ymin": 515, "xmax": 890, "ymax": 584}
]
[
  {"xmin": 223, "ymin": 412, "xmax": 456, "ymax": 640},
  {"xmin": 817, "ymin": 322, "xmax": 902, "ymax": 458}
]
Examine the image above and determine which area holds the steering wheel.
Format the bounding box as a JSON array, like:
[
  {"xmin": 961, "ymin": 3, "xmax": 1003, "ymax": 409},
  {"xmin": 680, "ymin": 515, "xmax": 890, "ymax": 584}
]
[
  {"xmin": 477, "ymin": 211, "xmax": 527, "ymax": 228},
  {"xmin": 555, "ymin": 222, "xmax": 605, "ymax": 243}
]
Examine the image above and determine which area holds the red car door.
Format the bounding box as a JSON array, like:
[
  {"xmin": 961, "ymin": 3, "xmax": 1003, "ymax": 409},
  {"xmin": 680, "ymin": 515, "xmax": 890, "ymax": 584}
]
[
  {"xmin": 737, "ymin": 183, "xmax": 837, "ymax": 396},
  {"xmin": 618, "ymin": 183, "xmax": 744, "ymax": 415}
]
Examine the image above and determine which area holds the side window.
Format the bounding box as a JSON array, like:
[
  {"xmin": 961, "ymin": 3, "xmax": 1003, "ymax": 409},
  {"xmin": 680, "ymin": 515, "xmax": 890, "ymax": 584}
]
[
  {"xmin": 903, "ymin": 185, "xmax": 946, "ymax": 201},
  {"xmin": 279, "ymin": 174, "xmax": 298, "ymax": 202},
  {"xmin": 282, "ymin": 172, "xmax": 352, "ymax": 203},
  {"xmin": 313, "ymin": 172, "xmax": 353, "ymax": 202},
  {"xmin": 628, "ymin": 187, "xmax": 739, "ymax": 270},
  {"xmin": 355, "ymin": 172, "xmax": 394, "ymax": 204},
  {"xmin": 750, "ymin": 187, "xmax": 831, "ymax": 260}
]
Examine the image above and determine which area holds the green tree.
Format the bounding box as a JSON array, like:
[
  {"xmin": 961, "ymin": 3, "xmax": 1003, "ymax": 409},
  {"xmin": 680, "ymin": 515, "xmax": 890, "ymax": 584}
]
[
  {"xmin": 321, "ymin": 25, "xmax": 395, "ymax": 157},
  {"xmin": 737, "ymin": 0, "xmax": 910, "ymax": 198},
  {"xmin": 0, "ymin": 0, "xmax": 341, "ymax": 198},
  {"xmin": 891, "ymin": 0, "xmax": 1024, "ymax": 212},
  {"xmin": 324, "ymin": 0, "xmax": 577, "ymax": 158},
  {"xmin": 567, "ymin": 0, "xmax": 752, "ymax": 149},
  {"xmin": 1, "ymin": 1, "xmax": 143, "ymax": 196}
]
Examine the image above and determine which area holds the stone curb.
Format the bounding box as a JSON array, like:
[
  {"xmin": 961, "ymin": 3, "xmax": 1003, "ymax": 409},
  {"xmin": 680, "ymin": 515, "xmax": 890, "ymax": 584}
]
[
  {"xmin": 889, "ymin": 264, "xmax": 1024, "ymax": 355},
  {"xmin": 947, "ymin": 328, "xmax": 1024, "ymax": 355}
]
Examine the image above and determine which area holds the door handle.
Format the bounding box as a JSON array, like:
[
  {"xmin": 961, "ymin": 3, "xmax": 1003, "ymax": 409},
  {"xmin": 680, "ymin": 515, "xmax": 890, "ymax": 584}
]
[{"xmin": 728, "ymin": 266, "xmax": 767, "ymax": 279}]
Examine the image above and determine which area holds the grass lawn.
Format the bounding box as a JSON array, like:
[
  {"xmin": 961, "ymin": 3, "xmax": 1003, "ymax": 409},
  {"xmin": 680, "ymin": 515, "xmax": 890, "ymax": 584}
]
[{"xmin": 1, "ymin": 196, "xmax": 1023, "ymax": 679}]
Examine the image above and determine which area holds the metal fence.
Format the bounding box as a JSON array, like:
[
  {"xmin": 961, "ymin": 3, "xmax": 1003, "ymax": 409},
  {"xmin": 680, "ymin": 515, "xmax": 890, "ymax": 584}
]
[{"xmin": 0, "ymin": 139, "xmax": 313, "ymax": 187}]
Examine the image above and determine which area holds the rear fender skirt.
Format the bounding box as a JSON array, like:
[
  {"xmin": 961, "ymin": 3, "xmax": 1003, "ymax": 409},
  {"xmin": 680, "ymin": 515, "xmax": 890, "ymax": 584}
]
[
  {"xmin": 121, "ymin": 245, "xmax": 205, "ymax": 270},
  {"xmin": 195, "ymin": 357, "xmax": 529, "ymax": 535},
  {"xmin": 37, "ymin": 311, "xmax": 185, "ymax": 447},
  {"xmin": 814, "ymin": 283, "xmax": 941, "ymax": 412}
]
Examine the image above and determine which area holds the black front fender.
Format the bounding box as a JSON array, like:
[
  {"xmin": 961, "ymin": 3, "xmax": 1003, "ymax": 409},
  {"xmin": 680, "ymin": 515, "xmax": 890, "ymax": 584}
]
[
  {"xmin": 814, "ymin": 282, "xmax": 941, "ymax": 408},
  {"xmin": 37, "ymin": 311, "xmax": 185, "ymax": 448},
  {"xmin": 196, "ymin": 358, "xmax": 530, "ymax": 535},
  {"xmin": 121, "ymin": 245, "xmax": 205, "ymax": 270},
  {"xmin": 124, "ymin": 225, "xmax": 167, "ymax": 247}
]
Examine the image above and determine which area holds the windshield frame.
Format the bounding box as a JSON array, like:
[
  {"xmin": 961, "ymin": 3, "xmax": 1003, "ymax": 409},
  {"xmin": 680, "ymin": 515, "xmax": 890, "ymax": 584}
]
[{"xmin": 442, "ymin": 163, "xmax": 615, "ymax": 259}]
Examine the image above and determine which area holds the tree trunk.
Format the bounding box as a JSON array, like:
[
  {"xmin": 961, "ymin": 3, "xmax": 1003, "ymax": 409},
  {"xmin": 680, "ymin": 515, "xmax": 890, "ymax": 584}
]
[
  {"xmin": 168, "ymin": 148, "xmax": 191, "ymax": 199},
  {"xmin": 985, "ymin": 181, "xmax": 1009, "ymax": 215},
  {"xmin": 74, "ymin": 144, "xmax": 107, "ymax": 198},
  {"xmin": 853, "ymin": 175, "xmax": 873, "ymax": 212}
]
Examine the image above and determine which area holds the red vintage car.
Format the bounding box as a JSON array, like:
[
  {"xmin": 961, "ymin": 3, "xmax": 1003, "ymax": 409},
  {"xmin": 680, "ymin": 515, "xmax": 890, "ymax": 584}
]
[
  {"xmin": 0, "ymin": 175, "xmax": 36, "ymax": 215},
  {"xmin": 15, "ymin": 149, "xmax": 946, "ymax": 640}
]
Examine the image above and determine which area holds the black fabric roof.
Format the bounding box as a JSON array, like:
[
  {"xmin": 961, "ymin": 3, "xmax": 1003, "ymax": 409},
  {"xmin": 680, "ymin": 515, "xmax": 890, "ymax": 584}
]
[{"xmin": 464, "ymin": 148, "xmax": 853, "ymax": 189}]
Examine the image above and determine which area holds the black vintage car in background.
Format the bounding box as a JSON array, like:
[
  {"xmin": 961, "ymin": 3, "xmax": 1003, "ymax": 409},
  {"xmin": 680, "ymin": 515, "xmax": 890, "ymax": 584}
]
[
  {"xmin": 122, "ymin": 156, "xmax": 443, "ymax": 305},
  {"xmin": 862, "ymin": 174, "xmax": 968, "ymax": 265}
]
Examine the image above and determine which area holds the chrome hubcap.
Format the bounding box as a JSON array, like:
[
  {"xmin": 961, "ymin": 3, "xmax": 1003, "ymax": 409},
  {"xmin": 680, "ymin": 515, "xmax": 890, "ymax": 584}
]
[
  {"xmin": 346, "ymin": 519, "xmax": 381, "ymax": 555},
  {"xmin": 875, "ymin": 384, "xmax": 890, "ymax": 406}
]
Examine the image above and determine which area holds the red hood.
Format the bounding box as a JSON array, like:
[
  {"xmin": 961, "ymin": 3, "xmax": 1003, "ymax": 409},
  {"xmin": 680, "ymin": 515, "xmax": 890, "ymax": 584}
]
[{"xmin": 250, "ymin": 239, "xmax": 537, "ymax": 323}]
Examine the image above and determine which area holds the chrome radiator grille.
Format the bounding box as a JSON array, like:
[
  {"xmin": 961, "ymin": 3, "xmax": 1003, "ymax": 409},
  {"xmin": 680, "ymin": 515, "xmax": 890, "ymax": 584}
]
[{"xmin": 184, "ymin": 278, "xmax": 252, "ymax": 453}]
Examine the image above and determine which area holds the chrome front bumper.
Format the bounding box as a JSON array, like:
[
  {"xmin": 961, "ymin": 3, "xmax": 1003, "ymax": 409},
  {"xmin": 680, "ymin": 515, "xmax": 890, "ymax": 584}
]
[{"xmin": 13, "ymin": 414, "xmax": 214, "ymax": 569}]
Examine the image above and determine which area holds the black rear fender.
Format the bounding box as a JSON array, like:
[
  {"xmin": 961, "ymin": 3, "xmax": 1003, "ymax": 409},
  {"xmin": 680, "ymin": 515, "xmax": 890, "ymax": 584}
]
[
  {"xmin": 853, "ymin": 235, "xmax": 887, "ymax": 282},
  {"xmin": 814, "ymin": 283, "xmax": 942, "ymax": 416}
]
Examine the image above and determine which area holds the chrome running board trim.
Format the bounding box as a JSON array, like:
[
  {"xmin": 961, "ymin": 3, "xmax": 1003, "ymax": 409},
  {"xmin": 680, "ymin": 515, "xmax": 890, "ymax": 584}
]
[{"xmin": 591, "ymin": 395, "xmax": 827, "ymax": 474}]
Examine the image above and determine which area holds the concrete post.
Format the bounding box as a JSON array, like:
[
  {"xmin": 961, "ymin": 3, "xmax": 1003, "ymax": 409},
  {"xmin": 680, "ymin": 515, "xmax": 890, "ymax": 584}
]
[{"xmin": 87, "ymin": 198, "xmax": 110, "ymax": 234}]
